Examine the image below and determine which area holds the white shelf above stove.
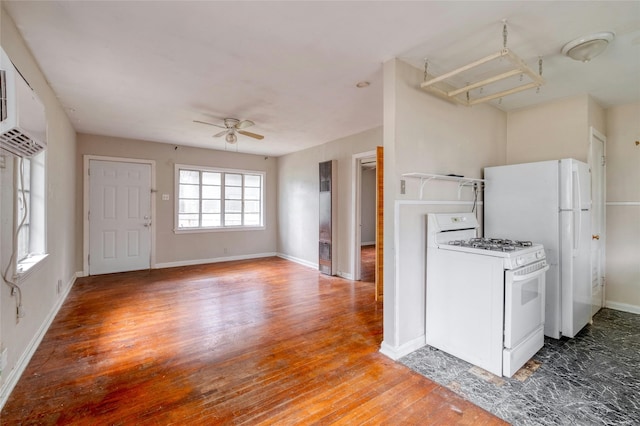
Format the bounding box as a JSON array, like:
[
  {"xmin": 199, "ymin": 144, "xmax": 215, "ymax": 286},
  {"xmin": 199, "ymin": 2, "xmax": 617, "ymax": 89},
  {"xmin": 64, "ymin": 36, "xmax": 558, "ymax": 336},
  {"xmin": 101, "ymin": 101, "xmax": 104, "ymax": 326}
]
[
  {"xmin": 401, "ymin": 173, "xmax": 485, "ymax": 199},
  {"xmin": 402, "ymin": 172, "xmax": 484, "ymax": 184}
]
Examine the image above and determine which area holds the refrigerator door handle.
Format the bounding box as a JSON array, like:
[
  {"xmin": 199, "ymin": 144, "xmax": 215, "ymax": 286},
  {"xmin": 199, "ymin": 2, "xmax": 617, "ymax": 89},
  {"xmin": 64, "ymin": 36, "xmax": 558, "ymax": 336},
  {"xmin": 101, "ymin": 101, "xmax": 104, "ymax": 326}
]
[
  {"xmin": 575, "ymin": 210, "xmax": 582, "ymax": 255},
  {"xmin": 573, "ymin": 169, "xmax": 581, "ymax": 255}
]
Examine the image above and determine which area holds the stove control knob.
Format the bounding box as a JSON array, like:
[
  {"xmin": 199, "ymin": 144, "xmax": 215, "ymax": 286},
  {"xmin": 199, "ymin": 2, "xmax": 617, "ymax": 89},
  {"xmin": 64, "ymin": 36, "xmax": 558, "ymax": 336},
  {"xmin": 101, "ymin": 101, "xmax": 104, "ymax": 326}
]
[{"xmin": 516, "ymin": 257, "xmax": 525, "ymax": 266}]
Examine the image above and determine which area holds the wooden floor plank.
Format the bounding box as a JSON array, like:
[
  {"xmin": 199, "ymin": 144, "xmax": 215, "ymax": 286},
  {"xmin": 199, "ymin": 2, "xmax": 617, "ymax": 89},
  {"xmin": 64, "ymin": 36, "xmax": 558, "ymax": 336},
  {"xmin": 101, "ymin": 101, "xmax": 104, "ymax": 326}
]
[{"xmin": 1, "ymin": 257, "xmax": 506, "ymax": 425}]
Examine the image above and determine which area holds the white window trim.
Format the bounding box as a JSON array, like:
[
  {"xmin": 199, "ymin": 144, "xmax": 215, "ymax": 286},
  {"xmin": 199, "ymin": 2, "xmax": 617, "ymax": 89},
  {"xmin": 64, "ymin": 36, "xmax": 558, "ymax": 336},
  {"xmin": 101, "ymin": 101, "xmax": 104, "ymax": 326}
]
[
  {"xmin": 15, "ymin": 253, "xmax": 49, "ymax": 281},
  {"xmin": 174, "ymin": 164, "xmax": 266, "ymax": 233},
  {"xmin": 14, "ymin": 153, "xmax": 48, "ymax": 281}
]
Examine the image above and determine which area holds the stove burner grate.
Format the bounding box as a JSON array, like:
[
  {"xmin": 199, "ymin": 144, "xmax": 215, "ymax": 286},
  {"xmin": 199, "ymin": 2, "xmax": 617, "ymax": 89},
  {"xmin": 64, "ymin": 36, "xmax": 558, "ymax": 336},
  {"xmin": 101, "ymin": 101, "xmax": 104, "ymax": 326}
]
[{"xmin": 447, "ymin": 237, "xmax": 534, "ymax": 252}]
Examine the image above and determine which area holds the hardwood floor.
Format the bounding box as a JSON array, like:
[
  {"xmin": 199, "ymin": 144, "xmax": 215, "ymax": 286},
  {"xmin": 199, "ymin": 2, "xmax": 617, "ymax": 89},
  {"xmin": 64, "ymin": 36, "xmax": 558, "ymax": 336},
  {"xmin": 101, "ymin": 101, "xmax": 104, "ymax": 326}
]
[
  {"xmin": 1, "ymin": 257, "xmax": 505, "ymax": 425},
  {"xmin": 361, "ymin": 244, "xmax": 376, "ymax": 283}
]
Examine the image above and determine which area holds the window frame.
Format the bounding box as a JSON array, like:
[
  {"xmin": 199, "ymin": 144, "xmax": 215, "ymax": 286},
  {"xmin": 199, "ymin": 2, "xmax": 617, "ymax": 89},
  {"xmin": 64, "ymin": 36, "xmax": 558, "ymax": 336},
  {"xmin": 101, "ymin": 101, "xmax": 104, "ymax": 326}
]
[
  {"xmin": 14, "ymin": 152, "xmax": 48, "ymax": 279},
  {"xmin": 174, "ymin": 164, "xmax": 266, "ymax": 233}
]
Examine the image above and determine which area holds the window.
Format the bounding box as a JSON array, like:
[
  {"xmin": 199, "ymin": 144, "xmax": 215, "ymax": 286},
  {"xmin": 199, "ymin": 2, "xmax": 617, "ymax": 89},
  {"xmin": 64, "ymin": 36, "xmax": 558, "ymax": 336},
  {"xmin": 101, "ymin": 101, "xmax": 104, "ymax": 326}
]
[
  {"xmin": 175, "ymin": 165, "xmax": 264, "ymax": 231},
  {"xmin": 14, "ymin": 152, "xmax": 47, "ymax": 275}
]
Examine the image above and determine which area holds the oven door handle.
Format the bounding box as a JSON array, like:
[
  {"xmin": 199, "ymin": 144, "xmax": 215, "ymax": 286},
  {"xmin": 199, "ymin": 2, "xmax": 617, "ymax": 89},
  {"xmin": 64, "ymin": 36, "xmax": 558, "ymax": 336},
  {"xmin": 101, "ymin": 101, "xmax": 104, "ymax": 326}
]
[{"xmin": 511, "ymin": 265, "xmax": 549, "ymax": 282}]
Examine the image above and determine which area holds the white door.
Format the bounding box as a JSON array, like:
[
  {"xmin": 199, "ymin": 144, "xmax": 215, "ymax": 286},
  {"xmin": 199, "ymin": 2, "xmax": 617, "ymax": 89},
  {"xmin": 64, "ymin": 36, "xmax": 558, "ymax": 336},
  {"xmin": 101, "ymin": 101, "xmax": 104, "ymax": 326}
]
[
  {"xmin": 590, "ymin": 128, "xmax": 606, "ymax": 316},
  {"xmin": 89, "ymin": 160, "xmax": 151, "ymax": 275}
]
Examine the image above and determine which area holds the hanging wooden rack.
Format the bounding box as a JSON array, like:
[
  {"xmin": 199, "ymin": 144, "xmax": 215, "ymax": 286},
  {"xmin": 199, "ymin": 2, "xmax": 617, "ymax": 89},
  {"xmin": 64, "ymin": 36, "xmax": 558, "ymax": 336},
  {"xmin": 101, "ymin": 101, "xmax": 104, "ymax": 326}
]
[{"xmin": 420, "ymin": 22, "xmax": 545, "ymax": 106}]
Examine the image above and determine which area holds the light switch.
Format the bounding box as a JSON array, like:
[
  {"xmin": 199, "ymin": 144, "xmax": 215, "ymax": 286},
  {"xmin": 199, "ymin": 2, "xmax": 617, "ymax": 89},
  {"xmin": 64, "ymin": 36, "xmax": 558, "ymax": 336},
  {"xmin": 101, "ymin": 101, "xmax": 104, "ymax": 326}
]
[{"xmin": 162, "ymin": 194, "xmax": 170, "ymax": 201}]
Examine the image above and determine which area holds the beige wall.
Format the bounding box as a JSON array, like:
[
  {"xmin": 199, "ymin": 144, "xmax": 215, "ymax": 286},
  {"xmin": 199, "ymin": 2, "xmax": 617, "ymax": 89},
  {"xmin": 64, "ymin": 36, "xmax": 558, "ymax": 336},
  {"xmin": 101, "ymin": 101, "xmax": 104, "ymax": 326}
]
[
  {"xmin": 381, "ymin": 59, "xmax": 507, "ymax": 359},
  {"xmin": 76, "ymin": 134, "xmax": 278, "ymax": 268},
  {"xmin": 506, "ymin": 95, "xmax": 600, "ymax": 164},
  {"xmin": 276, "ymin": 127, "xmax": 381, "ymax": 275},
  {"xmin": 1, "ymin": 6, "xmax": 78, "ymax": 404},
  {"xmin": 604, "ymin": 102, "xmax": 640, "ymax": 311}
]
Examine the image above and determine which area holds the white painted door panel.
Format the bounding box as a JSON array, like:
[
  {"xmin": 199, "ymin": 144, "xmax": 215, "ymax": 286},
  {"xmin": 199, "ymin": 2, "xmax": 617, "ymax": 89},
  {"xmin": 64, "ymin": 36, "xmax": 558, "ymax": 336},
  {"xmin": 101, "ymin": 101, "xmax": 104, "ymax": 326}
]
[
  {"xmin": 590, "ymin": 131, "xmax": 606, "ymax": 316},
  {"xmin": 89, "ymin": 160, "xmax": 151, "ymax": 275}
]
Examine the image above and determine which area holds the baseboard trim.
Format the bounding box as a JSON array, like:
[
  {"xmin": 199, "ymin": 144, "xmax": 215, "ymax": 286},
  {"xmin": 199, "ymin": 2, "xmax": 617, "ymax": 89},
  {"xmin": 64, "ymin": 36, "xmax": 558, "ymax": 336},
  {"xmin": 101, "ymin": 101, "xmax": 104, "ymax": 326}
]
[
  {"xmin": 604, "ymin": 300, "xmax": 640, "ymax": 315},
  {"xmin": 337, "ymin": 272, "xmax": 354, "ymax": 280},
  {"xmin": 361, "ymin": 241, "xmax": 375, "ymax": 246},
  {"xmin": 276, "ymin": 253, "xmax": 318, "ymax": 270},
  {"xmin": 0, "ymin": 274, "xmax": 77, "ymax": 410},
  {"xmin": 154, "ymin": 252, "xmax": 277, "ymax": 269},
  {"xmin": 379, "ymin": 336, "xmax": 426, "ymax": 361}
]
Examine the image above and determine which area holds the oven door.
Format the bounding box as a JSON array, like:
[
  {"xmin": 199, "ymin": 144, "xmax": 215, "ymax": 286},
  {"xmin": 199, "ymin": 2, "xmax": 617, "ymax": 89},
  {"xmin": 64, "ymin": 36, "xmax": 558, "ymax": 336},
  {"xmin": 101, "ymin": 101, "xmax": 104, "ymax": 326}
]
[{"xmin": 504, "ymin": 260, "xmax": 549, "ymax": 349}]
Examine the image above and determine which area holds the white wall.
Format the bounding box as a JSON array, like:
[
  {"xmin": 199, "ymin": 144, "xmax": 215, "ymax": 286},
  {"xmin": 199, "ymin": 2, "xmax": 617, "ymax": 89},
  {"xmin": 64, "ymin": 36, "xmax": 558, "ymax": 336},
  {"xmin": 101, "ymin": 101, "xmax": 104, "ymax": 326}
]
[
  {"xmin": 604, "ymin": 102, "xmax": 640, "ymax": 313},
  {"xmin": 277, "ymin": 127, "xmax": 381, "ymax": 275},
  {"xmin": 360, "ymin": 168, "xmax": 376, "ymax": 244},
  {"xmin": 76, "ymin": 134, "xmax": 278, "ymax": 268},
  {"xmin": 0, "ymin": 6, "xmax": 78, "ymax": 406},
  {"xmin": 506, "ymin": 95, "xmax": 596, "ymax": 164},
  {"xmin": 381, "ymin": 59, "xmax": 507, "ymax": 359}
]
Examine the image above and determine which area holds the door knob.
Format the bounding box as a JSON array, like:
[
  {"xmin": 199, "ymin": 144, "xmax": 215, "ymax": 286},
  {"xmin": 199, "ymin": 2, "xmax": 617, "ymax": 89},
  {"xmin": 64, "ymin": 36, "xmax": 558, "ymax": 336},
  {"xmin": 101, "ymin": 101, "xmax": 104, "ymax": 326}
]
[{"xmin": 592, "ymin": 235, "xmax": 600, "ymax": 240}]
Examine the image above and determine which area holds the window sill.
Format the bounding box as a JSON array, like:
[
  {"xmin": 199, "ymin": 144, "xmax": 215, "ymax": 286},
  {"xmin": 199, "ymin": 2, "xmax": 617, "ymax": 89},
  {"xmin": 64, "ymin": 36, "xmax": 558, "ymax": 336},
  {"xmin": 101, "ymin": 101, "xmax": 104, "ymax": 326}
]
[
  {"xmin": 16, "ymin": 253, "xmax": 49, "ymax": 282},
  {"xmin": 174, "ymin": 226, "xmax": 265, "ymax": 234}
]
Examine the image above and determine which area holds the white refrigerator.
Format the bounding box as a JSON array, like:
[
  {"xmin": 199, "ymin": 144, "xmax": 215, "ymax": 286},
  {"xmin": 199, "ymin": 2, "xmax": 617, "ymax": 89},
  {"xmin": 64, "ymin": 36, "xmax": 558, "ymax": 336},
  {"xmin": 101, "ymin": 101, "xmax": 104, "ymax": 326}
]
[{"xmin": 484, "ymin": 159, "xmax": 592, "ymax": 339}]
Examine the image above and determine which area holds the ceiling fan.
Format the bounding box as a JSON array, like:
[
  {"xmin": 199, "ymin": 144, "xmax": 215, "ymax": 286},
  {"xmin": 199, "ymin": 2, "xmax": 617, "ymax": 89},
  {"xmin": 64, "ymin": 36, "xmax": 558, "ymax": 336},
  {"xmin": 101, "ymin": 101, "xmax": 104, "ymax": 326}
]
[{"xmin": 194, "ymin": 118, "xmax": 264, "ymax": 144}]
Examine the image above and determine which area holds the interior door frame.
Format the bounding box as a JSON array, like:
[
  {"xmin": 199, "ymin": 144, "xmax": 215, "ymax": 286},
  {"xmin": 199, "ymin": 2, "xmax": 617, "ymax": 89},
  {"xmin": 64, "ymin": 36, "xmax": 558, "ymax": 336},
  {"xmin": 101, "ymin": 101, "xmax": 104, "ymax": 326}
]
[
  {"xmin": 351, "ymin": 147, "xmax": 384, "ymax": 301},
  {"xmin": 588, "ymin": 127, "xmax": 606, "ymax": 309},
  {"xmin": 83, "ymin": 155, "xmax": 156, "ymax": 276},
  {"xmin": 351, "ymin": 150, "xmax": 377, "ymax": 281}
]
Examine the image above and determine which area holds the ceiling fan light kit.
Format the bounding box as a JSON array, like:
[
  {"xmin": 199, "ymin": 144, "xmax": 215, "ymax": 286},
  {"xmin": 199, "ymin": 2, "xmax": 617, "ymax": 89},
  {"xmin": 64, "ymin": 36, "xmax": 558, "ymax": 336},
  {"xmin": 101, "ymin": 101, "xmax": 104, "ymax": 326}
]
[
  {"xmin": 225, "ymin": 132, "xmax": 238, "ymax": 144},
  {"xmin": 562, "ymin": 31, "xmax": 615, "ymax": 63},
  {"xmin": 419, "ymin": 21, "xmax": 545, "ymax": 107}
]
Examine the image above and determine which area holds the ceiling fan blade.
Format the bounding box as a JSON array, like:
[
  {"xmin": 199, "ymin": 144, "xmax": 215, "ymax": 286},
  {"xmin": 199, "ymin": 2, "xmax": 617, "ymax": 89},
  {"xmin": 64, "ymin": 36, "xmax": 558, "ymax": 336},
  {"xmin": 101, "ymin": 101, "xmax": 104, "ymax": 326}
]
[
  {"xmin": 194, "ymin": 120, "xmax": 227, "ymax": 129},
  {"xmin": 238, "ymin": 130, "xmax": 264, "ymax": 140},
  {"xmin": 236, "ymin": 120, "xmax": 255, "ymax": 129},
  {"xmin": 213, "ymin": 130, "xmax": 229, "ymax": 138}
]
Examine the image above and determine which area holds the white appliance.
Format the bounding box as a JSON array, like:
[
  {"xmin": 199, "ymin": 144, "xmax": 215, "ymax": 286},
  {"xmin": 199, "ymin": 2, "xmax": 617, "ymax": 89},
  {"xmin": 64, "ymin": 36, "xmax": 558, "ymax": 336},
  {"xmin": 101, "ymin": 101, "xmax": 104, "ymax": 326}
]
[
  {"xmin": 484, "ymin": 159, "xmax": 592, "ymax": 339},
  {"xmin": 0, "ymin": 46, "xmax": 47, "ymax": 158},
  {"xmin": 426, "ymin": 213, "xmax": 548, "ymax": 377}
]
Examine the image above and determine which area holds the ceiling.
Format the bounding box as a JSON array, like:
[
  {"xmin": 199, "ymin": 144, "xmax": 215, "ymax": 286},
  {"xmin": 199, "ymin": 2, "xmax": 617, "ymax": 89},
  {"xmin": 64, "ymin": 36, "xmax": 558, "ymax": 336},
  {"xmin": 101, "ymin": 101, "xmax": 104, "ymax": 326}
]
[{"xmin": 3, "ymin": 1, "xmax": 639, "ymax": 157}]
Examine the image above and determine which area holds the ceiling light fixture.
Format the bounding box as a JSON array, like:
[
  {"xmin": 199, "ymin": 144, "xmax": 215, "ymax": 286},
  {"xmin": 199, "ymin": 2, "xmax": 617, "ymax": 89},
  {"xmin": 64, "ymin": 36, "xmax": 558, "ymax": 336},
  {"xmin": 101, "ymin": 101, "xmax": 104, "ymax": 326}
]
[
  {"xmin": 562, "ymin": 32, "xmax": 615, "ymax": 62},
  {"xmin": 225, "ymin": 132, "xmax": 237, "ymax": 144},
  {"xmin": 356, "ymin": 81, "xmax": 370, "ymax": 88}
]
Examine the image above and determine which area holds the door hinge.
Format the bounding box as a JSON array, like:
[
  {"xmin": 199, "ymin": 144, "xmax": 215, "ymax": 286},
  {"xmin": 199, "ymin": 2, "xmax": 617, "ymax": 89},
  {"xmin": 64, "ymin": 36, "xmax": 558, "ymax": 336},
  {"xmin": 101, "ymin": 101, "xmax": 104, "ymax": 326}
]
[
  {"xmin": 601, "ymin": 155, "xmax": 606, "ymax": 166},
  {"xmin": 88, "ymin": 210, "xmax": 90, "ymax": 221},
  {"xmin": 88, "ymin": 254, "xmax": 90, "ymax": 265}
]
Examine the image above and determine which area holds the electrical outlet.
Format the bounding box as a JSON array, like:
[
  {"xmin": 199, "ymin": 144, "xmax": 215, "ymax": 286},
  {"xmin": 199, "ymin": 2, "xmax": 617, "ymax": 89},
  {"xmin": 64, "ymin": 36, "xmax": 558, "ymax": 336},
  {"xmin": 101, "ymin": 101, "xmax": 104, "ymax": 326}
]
[{"xmin": 57, "ymin": 279, "xmax": 62, "ymax": 294}]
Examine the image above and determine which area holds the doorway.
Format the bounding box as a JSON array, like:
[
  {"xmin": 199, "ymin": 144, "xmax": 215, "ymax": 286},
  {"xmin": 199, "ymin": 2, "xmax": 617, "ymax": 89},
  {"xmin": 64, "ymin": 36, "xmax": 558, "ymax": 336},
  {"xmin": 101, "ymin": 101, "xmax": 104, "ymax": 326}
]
[
  {"xmin": 84, "ymin": 157, "xmax": 155, "ymax": 275},
  {"xmin": 352, "ymin": 147, "xmax": 383, "ymax": 299},
  {"xmin": 360, "ymin": 161, "xmax": 377, "ymax": 283}
]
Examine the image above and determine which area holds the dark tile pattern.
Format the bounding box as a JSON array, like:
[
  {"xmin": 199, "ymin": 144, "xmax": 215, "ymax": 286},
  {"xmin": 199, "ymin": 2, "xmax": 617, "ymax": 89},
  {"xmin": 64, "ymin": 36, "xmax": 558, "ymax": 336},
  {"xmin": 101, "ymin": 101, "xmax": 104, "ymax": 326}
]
[{"xmin": 400, "ymin": 308, "xmax": 640, "ymax": 425}]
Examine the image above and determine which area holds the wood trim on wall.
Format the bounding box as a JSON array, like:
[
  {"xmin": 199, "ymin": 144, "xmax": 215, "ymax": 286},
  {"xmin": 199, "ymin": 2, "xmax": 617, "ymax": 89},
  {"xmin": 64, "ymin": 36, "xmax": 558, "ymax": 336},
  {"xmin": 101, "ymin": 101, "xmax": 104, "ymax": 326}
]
[{"xmin": 375, "ymin": 146, "xmax": 384, "ymax": 301}]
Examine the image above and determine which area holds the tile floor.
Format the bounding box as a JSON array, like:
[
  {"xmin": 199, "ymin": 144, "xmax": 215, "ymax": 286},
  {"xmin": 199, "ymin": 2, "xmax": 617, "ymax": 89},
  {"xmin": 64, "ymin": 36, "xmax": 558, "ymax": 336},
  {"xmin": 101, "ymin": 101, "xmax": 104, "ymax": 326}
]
[{"xmin": 400, "ymin": 308, "xmax": 640, "ymax": 425}]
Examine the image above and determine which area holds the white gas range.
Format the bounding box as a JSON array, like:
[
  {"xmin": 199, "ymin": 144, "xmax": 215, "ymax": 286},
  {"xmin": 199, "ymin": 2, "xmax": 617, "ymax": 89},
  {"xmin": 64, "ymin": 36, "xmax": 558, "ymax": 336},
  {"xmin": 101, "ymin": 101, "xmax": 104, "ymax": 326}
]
[{"xmin": 426, "ymin": 213, "xmax": 549, "ymax": 377}]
